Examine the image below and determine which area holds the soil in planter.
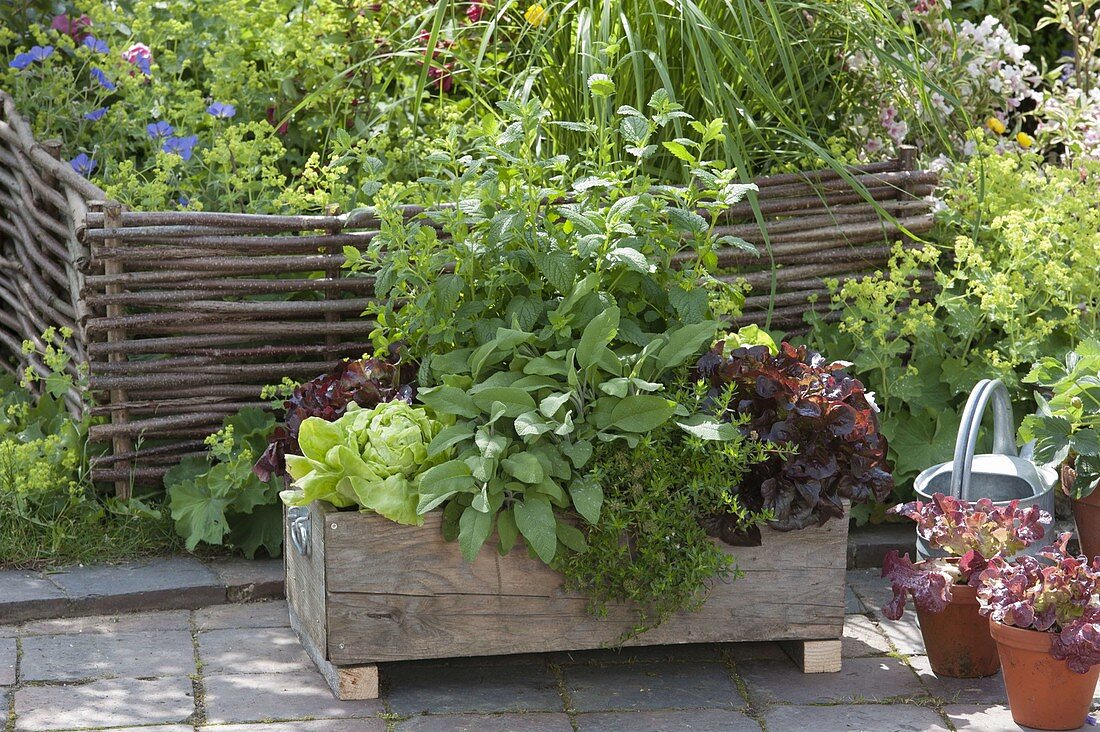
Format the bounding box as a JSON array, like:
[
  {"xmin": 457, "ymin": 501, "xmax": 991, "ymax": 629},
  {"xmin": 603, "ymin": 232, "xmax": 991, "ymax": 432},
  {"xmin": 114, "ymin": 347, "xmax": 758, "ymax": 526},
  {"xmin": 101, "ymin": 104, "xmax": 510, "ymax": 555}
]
[
  {"xmin": 990, "ymin": 620, "xmax": 1100, "ymax": 731},
  {"xmin": 1072, "ymin": 488, "xmax": 1100, "ymax": 561},
  {"xmin": 914, "ymin": 581, "xmax": 999, "ymax": 678}
]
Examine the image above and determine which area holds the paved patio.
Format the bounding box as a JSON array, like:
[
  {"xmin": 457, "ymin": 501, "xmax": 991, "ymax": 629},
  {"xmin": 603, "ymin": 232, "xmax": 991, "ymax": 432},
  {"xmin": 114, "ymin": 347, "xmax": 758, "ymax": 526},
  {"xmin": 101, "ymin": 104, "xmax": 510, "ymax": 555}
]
[{"xmin": 0, "ymin": 569, "xmax": 1094, "ymax": 731}]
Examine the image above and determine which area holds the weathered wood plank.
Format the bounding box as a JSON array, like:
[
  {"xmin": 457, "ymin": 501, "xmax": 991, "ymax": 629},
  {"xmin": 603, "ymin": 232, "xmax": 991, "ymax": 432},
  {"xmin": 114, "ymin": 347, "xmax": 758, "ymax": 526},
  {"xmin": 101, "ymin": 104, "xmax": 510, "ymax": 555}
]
[
  {"xmin": 290, "ymin": 604, "xmax": 378, "ymax": 700},
  {"xmin": 780, "ymin": 639, "xmax": 843, "ymax": 673},
  {"xmin": 312, "ymin": 501, "xmax": 848, "ymax": 666},
  {"xmin": 284, "ymin": 505, "xmax": 327, "ymax": 658}
]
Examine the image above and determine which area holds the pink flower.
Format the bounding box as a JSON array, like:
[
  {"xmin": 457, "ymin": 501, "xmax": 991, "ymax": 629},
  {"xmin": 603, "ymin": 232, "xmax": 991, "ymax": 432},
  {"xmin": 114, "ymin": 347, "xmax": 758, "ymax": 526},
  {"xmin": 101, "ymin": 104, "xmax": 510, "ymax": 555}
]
[
  {"xmin": 122, "ymin": 43, "xmax": 152, "ymax": 75},
  {"xmin": 266, "ymin": 106, "xmax": 289, "ymax": 136},
  {"xmin": 467, "ymin": 1, "xmax": 488, "ymax": 23},
  {"xmin": 427, "ymin": 63, "xmax": 454, "ymax": 93},
  {"xmin": 51, "ymin": 14, "xmax": 92, "ymax": 41}
]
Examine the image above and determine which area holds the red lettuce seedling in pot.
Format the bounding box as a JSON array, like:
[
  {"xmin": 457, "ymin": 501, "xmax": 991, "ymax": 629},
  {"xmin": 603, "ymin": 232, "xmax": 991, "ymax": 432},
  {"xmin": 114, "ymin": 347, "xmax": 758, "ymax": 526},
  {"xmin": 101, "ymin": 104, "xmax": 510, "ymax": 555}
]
[
  {"xmin": 881, "ymin": 493, "xmax": 1051, "ymax": 620},
  {"xmin": 978, "ymin": 533, "xmax": 1100, "ymax": 673}
]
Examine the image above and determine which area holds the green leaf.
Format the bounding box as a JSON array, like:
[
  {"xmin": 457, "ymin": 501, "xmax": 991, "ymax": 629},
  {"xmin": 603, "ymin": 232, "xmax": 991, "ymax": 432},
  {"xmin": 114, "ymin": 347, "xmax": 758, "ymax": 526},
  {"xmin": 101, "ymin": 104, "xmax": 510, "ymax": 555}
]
[
  {"xmin": 1073, "ymin": 428, "xmax": 1100, "ymax": 457},
  {"xmin": 416, "ymin": 461, "xmax": 476, "ymax": 513},
  {"xmin": 569, "ymin": 475, "xmax": 603, "ymax": 524},
  {"xmin": 676, "ymin": 415, "xmax": 740, "ymax": 441},
  {"xmin": 497, "ymin": 507, "xmax": 519, "ymax": 554},
  {"xmin": 296, "ymin": 418, "xmax": 345, "ymax": 461},
  {"xmin": 428, "ymin": 423, "xmax": 475, "ymax": 458},
  {"xmin": 458, "ymin": 505, "xmax": 493, "ymax": 561},
  {"xmin": 619, "ymin": 115, "xmax": 649, "ymax": 144},
  {"xmin": 227, "ymin": 502, "xmax": 283, "ymax": 559},
  {"xmin": 515, "ymin": 411, "xmax": 553, "ymax": 437},
  {"xmin": 606, "ymin": 247, "xmax": 654, "ymax": 273},
  {"xmin": 502, "ymin": 452, "xmax": 545, "ymax": 483},
  {"xmin": 662, "ymin": 140, "xmax": 696, "ymax": 164},
  {"xmin": 657, "ymin": 321, "xmax": 719, "ymax": 370},
  {"xmin": 475, "ymin": 427, "xmax": 509, "ymax": 459},
  {"xmin": 168, "ymin": 472, "xmax": 232, "ymax": 551},
  {"xmin": 537, "ymin": 249, "xmax": 580, "ymax": 291},
  {"xmin": 417, "ymin": 385, "xmax": 479, "ymax": 419},
  {"xmin": 539, "ymin": 392, "xmax": 573, "ymax": 418},
  {"xmin": 609, "ymin": 395, "xmax": 677, "ymax": 433},
  {"xmin": 577, "ymin": 306, "xmax": 620, "ymax": 370},
  {"xmin": 561, "ymin": 440, "xmax": 593, "ymax": 469},
  {"xmin": 514, "ymin": 493, "xmax": 557, "ymax": 563},
  {"xmin": 471, "ymin": 387, "xmax": 536, "ymax": 417},
  {"xmin": 556, "ymin": 522, "xmax": 587, "ymax": 553}
]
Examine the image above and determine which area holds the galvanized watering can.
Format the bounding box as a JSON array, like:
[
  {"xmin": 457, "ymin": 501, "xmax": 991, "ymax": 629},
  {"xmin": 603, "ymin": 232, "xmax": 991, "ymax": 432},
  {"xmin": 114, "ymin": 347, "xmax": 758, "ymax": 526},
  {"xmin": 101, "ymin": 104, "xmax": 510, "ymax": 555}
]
[{"xmin": 914, "ymin": 379, "xmax": 1056, "ymax": 560}]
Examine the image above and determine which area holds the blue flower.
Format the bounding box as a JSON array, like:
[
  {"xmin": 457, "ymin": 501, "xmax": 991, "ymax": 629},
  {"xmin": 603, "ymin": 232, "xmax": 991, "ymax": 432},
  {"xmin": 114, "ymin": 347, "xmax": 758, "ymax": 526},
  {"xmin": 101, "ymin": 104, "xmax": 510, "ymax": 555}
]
[
  {"xmin": 134, "ymin": 56, "xmax": 151, "ymax": 76},
  {"xmin": 29, "ymin": 45, "xmax": 54, "ymax": 62},
  {"xmin": 178, "ymin": 195, "xmax": 191, "ymax": 208},
  {"xmin": 206, "ymin": 102, "xmax": 236, "ymax": 119},
  {"xmin": 90, "ymin": 67, "xmax": 116, "ymax": 91},
  {"xmin": 81, "ymin": 36, "xmax": 109, "ymax": 54},
  {"xmin": 69, "ymin": 153, "xmax": 97, "ymax": 177},
  {"xmin": 10, "ymin": 46, "xmax": 53, "ymax": 70},
  {"xmin": 146, "ymin": 121, "xmax": 174, "ymax": 140},
  {"xmin": 162, "ymin": 135, "xmax": 198, "ymax": 161},
  {"xmin": 83, "ymin": 107, "xmax": 108, "ymax": 122}
]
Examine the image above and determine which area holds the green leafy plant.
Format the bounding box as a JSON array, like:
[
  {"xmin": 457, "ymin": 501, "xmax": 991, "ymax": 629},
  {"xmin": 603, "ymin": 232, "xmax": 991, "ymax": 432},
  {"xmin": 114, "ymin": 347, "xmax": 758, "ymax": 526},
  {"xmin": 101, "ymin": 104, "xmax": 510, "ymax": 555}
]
[
  {"xmin": 1020, "ymin": 340, "xmax": 1100, "ymax": 499},
  {"xmin": 351, "ymin": 93, "xmax": 753, "ymax": 565},
  {"xmin": 282, "ymin": 400, "xmax": 449, "ymax": 525},
  {"xmin": 555, "ymin": 396, "xmax": 772, "ymax": 635},
  {"xmin": 165, "ymin": 408, "xmax": 281, "ymax": 558},
  {"xmin": 806, "ymin": 137, "xmax": 1100, "ymax": 504},
  {"xmin": 1, "ymin": 330, "xmax": 178, "ymax": 568}
]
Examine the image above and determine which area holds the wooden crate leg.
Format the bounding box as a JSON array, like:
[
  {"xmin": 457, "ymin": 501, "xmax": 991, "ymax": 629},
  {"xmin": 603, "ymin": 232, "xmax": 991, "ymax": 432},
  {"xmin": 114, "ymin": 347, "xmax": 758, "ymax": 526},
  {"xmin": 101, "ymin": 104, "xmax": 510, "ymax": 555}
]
[
  {"xmin": 290, "ymin": 606, "xmax": 380, "ymax": 700},
  {"xmin": 780, "ymin": 640, "xmax": 842, "ymax": 673}
]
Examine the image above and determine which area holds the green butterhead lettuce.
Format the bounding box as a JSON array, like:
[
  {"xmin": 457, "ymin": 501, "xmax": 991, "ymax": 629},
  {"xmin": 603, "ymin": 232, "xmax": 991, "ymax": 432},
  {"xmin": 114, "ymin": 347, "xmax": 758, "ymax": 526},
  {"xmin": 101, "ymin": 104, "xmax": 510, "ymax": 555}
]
[{"xmin": 281, "ymin": 401, "xmax": 449, "ymax": 525}]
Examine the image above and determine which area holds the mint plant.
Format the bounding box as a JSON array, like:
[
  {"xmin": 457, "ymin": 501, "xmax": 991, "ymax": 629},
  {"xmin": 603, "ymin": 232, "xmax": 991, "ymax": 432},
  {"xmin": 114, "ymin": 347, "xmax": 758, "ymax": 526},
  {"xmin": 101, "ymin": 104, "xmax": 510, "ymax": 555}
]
[
  {"xmin": 348, "ymin": 92, "xmax": 754, "ymax": 565},
  {"xmin": 1019, "ymin": 340, "xmax": 1100, "ymax": 499}
]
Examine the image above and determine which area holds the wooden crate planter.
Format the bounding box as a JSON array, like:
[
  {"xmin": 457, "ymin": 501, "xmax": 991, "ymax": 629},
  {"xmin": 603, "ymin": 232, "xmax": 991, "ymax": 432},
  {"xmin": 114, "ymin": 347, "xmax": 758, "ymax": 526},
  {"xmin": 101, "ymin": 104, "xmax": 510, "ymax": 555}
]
[{"xmin": 285, "ymin": 499, "xmax": 849, "ymax": 700}]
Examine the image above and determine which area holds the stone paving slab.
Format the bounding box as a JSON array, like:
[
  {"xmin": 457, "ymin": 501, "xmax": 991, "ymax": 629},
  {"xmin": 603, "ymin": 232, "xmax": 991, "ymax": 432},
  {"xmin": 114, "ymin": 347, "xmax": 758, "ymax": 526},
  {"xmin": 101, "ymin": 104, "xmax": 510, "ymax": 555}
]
[
  {"xmin": 564, "ymin": 660, "xmax": 743, "ymax": 712},
  {"xmin": 946, "ymin": 703, "xmax": 1092, "ymax": 730},
  {"xmin": 551, "ymin": 643, "xmax": 721, "ymax": 666},
  {"xmin": 842, "ymin": 614, "xmax": 892, "ymax": 658},
  {"xmin": 207, "ymin": 721, "xmax": 385, "ymax": 732},
  {"xmin": 14, "ymin": 676, "xmax": 195, "ymax": 731},
  {"xmin": 764, "ymin": 703, "xmax": 950, "ymax": 731},
  {"xmin": 909, "ymin": 655, "xmax": 1008, "ymax": 705},
  {"xmin": 198, "ymin": 626, "xmax": 313, "ymax": 675},
  {"xmin": 194, "ymin": 600, "xmax": 290, "ymax": 631},
  {"xmin": 1, "ymin": 571, "xmax": 67, "ymax": 623},
  {"xmin": 387, "ymin": 661, "xmax": 563, "ymax": 715},
  {"xmin": 204, "ymin": 556, "xmax": 285, "ymax": 602},
  {"xmin": 202, "ymin": 671, "xmax": 383, "ymax": 724},
  {"xmin": 1, "ymin": 636, "xmax": 15, "ymax": 685},
  {"xmin": 19, "ymin": 609, "xmax": 191, "ymax": 636},
  {"xmin": 20, "ymin": 630, "xmax": 196, "ymax": 681},
  {"xmin": 0, "ymin": 555, "xmax": 286, "ymax": 624},
  {"xmin": 396, "ymin": 713, "xmax": 575, "ymax": 731},
  {"xmin": 205, "ymin": 717, "xmax": 387, "ymax": 730},
  {"xmin": 574, "ymin": 709, "xmax": 760, "ymax": 731},
  {"xmin": 739, "ymin": 656, "xmax": 925, "ymax": 705}
]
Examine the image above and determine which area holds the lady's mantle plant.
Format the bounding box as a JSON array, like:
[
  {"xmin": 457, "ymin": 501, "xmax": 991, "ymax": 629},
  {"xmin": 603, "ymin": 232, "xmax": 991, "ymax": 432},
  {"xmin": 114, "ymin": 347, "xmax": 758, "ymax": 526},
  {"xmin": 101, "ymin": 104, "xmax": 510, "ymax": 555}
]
[
  {"xmin": 694, "ymin": 336, "xmax": 893, "ymax": 542},
  {"xmin": 348, "ymin": 91, "xmax": 757, "ymax": 565},
  {"xmin": 1019, "ymin": 340, "xmax": 1100, "ymax": 500},
  {"xmin": 978, "ymin": 534, "xmax": 1100, "ymax": 672},
  {"xmin": 881, "ymin": 493, "xmax": 1051, "ymax": 620}
]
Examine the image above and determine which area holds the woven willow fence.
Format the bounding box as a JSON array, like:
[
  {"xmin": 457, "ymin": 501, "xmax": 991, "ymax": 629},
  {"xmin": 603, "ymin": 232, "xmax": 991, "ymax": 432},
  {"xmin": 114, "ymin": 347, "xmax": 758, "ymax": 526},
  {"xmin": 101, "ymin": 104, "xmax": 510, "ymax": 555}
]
[{"xmin": 0, "ymin": 88, "xmax": 937, "ymax": 490}]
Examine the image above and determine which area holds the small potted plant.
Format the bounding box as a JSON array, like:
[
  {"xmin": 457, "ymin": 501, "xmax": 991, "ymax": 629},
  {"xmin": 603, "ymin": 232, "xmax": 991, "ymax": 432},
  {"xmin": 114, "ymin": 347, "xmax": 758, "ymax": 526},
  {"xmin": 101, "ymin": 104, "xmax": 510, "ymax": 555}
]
[
  {"xmin": 881, "ymin": 493, "xmax": 1051, "ymax": 678},
  {"xmin": 977, "ymin": 534, "xmax": 1100, "ymax": 730},
  {"xmin": 1020, "ymin": 340, "xmax": 1100, "ymax": 559}
]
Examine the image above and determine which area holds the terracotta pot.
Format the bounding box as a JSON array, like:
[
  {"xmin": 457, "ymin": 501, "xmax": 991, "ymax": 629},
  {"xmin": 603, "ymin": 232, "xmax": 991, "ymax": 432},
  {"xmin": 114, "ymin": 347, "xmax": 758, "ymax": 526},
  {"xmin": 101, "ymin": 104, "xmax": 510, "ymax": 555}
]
[
  {"xmin": 990, "ymin": 620, "xmax": 1100, "ymax": 730},
  {"xmin": 1072, "ymin": 486, "xmax": 1100, "ymax": 561},
  {"xmin": 913, "ymin": 573, "xmax": 999, "ymax": 678}
]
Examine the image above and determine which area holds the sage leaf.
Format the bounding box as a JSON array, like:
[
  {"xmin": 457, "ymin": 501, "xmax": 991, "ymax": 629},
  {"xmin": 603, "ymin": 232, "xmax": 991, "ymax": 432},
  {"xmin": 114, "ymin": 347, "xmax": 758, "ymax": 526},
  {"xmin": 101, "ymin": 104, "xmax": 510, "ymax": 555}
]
[
  {"xmin": 458, "ymin": 505, "xmax": 493, "ymax": 561},
  {"xmin": 514, "ymin": 494, "xmax": 556, "ymax": 563}
]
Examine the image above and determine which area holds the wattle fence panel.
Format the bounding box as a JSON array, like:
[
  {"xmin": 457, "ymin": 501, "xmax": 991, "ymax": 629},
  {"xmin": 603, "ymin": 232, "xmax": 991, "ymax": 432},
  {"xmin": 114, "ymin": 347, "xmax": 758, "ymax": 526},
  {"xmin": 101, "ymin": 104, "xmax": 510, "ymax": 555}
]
[{"xmin": 0, "ymin": 88, "xmax": 937, "ymax": 489}]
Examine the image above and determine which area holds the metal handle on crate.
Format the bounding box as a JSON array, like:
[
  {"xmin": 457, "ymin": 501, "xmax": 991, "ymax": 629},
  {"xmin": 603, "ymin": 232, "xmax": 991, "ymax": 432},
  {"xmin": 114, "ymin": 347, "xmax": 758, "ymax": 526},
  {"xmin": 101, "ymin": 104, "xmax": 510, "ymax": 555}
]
[
  {"xmin": 950, "ymin": 379, "xmax": 1017, "ymax": 500},
  {"xmin": 288, "ymin": 506, "xmax": 311, "ymax": 557}
]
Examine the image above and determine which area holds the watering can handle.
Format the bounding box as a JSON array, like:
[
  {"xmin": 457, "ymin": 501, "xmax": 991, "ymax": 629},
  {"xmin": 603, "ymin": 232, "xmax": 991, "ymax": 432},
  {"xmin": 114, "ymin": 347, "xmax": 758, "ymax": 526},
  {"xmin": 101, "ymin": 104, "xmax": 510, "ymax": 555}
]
[{"xmin": 950, "ymin": 379, "xmax": 1017, "ymax": 500}]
